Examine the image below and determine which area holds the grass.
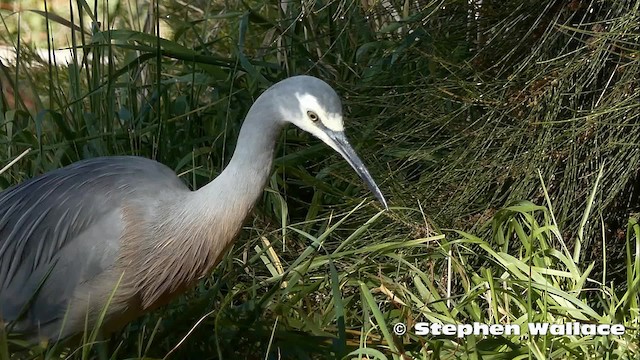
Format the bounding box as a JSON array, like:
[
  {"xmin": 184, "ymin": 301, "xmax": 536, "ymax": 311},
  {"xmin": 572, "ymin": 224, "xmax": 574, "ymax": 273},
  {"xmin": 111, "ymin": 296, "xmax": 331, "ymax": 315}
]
[
  {"xmin": 5, "ymin": 176, "xmax": 638, "ymax": 359},
  {"xmin": 1, "ymin": 0, "xmax": 639, "ymax": 358}
]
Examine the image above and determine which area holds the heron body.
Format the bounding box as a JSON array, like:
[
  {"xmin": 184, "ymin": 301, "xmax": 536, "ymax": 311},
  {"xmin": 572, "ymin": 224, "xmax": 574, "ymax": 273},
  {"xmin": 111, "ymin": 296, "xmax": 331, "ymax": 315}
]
[{"xmin": 0, "ymin": 76, "xmax": 387, "ymax": 341}]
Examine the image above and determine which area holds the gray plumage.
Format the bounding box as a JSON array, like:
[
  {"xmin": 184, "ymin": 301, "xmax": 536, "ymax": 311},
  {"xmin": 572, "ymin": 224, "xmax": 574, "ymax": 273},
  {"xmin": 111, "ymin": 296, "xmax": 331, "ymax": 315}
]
[
  {"xmin": 0, "ymin": 75, "xmax": 387, "ymax": 341},
  {"xmin": 1, "ymin": 157, "xmax": 186, "ymax": 335}
]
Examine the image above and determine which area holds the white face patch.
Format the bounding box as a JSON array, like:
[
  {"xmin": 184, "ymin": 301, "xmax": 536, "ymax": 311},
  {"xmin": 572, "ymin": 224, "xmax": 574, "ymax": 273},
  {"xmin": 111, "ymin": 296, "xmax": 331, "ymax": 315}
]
[{"xmin": 295, "ymin": 93, "xmax": 344, "ymax": 132}]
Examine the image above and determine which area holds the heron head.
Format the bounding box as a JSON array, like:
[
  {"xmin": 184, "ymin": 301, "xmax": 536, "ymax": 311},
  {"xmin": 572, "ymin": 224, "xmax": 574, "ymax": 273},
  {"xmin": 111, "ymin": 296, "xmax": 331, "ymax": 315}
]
[{"xmin": 270, "ymin": 76, "xmax": 388, "ymax": 209}]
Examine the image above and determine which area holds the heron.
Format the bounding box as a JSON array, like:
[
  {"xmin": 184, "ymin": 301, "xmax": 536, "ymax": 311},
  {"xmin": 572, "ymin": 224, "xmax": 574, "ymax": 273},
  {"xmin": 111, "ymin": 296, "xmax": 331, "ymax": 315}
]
[{"xmin": 0, "ymin": 75, "xmax": 387, "ymax": 342}]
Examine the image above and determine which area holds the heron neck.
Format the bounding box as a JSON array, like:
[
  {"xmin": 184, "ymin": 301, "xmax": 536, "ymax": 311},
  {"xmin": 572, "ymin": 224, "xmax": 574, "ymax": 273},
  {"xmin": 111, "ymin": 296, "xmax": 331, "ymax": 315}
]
[
  {"xmin": 133, "ymin": 113, "xmax": 284, "ymax": 308},
  {"xmin": 194, "ymin": 109, "xmax": 284, "ymax": 216}
]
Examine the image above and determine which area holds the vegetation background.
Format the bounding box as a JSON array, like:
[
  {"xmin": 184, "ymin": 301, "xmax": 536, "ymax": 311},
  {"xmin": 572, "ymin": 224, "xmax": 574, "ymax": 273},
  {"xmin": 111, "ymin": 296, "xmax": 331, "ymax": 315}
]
[{"xmin": 0, "ymin": 0, "xmax": 639, "ymax": 358}]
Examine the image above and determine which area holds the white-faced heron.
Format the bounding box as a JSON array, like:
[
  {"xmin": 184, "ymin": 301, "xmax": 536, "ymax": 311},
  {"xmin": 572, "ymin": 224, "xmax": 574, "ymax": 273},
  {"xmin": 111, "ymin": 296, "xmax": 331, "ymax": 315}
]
[{"xmin": 0, "ymin": 75, "xmax": 387, "ymax": 342}]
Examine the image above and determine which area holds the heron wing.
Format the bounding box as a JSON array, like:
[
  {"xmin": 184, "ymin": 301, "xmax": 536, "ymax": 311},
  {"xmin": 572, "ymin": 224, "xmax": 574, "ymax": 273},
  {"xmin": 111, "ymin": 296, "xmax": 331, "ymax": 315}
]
[{"xmin": 0, "ymin": 156, "xmax": 188, "ymax": 330}]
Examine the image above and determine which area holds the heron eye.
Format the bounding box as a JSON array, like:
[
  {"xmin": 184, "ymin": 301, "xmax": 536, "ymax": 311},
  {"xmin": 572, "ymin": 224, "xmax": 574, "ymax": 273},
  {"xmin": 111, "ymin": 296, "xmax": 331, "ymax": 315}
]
[{"xmin": 307, "ymin": 111, "xmax": 319, "ymax": 122}]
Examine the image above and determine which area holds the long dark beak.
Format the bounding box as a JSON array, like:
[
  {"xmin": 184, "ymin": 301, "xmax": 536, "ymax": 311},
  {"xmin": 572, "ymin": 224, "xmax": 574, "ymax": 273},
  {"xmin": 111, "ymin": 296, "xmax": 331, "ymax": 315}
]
[{"xmin": 326, "ymin": 131, "xmax": 388, "ymax": 209}]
